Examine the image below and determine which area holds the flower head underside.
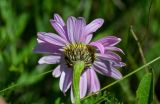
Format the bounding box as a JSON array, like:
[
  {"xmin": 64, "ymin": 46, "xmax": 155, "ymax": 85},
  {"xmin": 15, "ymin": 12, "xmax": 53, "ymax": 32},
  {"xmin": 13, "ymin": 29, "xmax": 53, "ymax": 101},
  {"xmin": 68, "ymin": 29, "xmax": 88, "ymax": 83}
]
[{"xmin": 34, "ymin": 13, "xmax": 125, "ymax": 103}]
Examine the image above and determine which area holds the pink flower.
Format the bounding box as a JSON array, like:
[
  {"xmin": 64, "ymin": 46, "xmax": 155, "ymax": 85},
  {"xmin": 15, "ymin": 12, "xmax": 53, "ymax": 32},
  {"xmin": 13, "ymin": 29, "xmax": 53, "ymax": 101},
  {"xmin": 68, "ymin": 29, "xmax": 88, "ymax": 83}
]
[{"xmin": 34, "ymin": 13, "xmax": 125, "ymax": 103}]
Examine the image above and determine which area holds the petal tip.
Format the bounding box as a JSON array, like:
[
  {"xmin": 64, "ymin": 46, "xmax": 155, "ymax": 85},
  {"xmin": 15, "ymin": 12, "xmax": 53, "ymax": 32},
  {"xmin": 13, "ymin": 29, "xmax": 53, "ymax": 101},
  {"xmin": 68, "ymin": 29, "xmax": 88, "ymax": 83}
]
[
  {"xmin": 97, "ymin": 18, "xmax": 104, "ymax": 25},
  {"xmin": 37, "ymin": 32, "xmax": 46, "ymax": 38},
  {"xmin": 68, "ymin": 16, "xmax": 76, "ymax": 21},
  {"xmin": 50, "ymin": 19, "xmax": 56, "ymax": 24},
  {"xmin": 38, "ymin": 58, "xmax": 44, "ymax": 64},
  {"xmin": 54, "ymin": 13, "xmax": 59, "ymax": 17},
  {"xmin": 115, "ymin": 72, "xmax": 123, "ymax": 79},
  {"xmin": 118, "ymin": 38, "xmax": 121, "ymax": 42},
  {"xmin": 52, "ymin": 71, "xmax": 58, "ymax": 78}
]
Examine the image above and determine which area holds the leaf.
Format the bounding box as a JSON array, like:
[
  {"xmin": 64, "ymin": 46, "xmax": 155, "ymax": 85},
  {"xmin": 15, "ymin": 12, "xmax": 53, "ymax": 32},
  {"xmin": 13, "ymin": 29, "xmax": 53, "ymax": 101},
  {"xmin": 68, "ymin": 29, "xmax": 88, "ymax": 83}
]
[
  {"xmin": 83, "ymin": 0, "xmax": 92, "ymax": 21},
  {"xmin": 54, "ymin": 98, "xmax": 61, "ymax": 104},
  {"xmin": 82, "ymin": 91, "xmax": 122, "ymax": 104},
  {"xmin": 0, "ymin": 0, "xmax": 14, "ymax": 24},
  {"xmin": 146, "ymin": 41, "xmax": 160, "ymax": 61},
  {"xmin": 17, "ymin": 65, "xmax": 48, "ymax": 86},
  {"xmin": 136, "ymin": 73, "xmax": 153, "ymax": 104},
  {"xmin": 15, "ymin": 13, "xmax": 29, "ymax": 37}
]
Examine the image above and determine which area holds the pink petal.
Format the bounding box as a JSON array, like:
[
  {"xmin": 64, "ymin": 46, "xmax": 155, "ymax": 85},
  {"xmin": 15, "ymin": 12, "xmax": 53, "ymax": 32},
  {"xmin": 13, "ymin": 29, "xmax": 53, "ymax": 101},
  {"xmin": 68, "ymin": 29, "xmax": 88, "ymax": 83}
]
[
  {"xmin": 37, "ymin": 32, "xmax": 68, "ymax": 46},
  {"xmin": 93, "ymin": 60, "xmax": 122, "ymax": 79},
  {"xmin": 84, "ymin": 34, "xmax": 93, "ymax": 44},
  {"xmin": 87, "ymin": 68, "xmax": 100, "ymax": 93},
  {"xmin": 105, "ymin": 51, "xmax": 121, "ymax": 61},
  {"xmin": 52, "ymin": 65, "xmax": 61, "ymax": 78},
  {"xmin": 54, "ymin": 13, "xmax": 65, "ymax": 26},
  {"xmin": 110, "ymin": 67, "xmax": 122, "ymax": 79},
  {"xmin": 92, "ymin": 64, "xmax": 106, "ymax": 75},
  {"xmin": 113, "ymin": 62, "xmax": 126, "ymax": 67},
  {"xmin": 67, "ymin": 16, "xmax": 77, "ymax": 43},
  {"xmin": 70, "ymin": 87, "xmax": 74, "ymax": 103},
  {"xmin": 93, "ymin": 60, "xmax": 110, "ymax": 75},
  {"xmin": 38, "ymin": 55, "xmax": 61, "ymax": 64},
  {"xmin": 34, "ymin": 42, "xmax": 61, "ymax": 54},
  {"xmin": 50, "ymin": 20, "xmax": 67, "ymax": 40},
  {"xmin": 75, "ymin": 17, "xmax": 86, "ymax": 42},
  {"xmin": 84, "ymin": 18, "xmax": 104, "ymax": 36},
  {"xmin": 37, "ymin": 38, "xmax": 44, "ymax": 43},
  {"xmin": 90, "ymin": 42, "xmax": 105, "ymax": 54},
  {"xmin": 105, "ymin": 46, "xmax": 124, "ymax": 54},
  {"xmin": 97, "ymin": 36, "xmax": 121, "ymax": 46},
  {"xmin": 96, "ymin": 52, "xmax": 121, "ymax": 62},
  {"xmin": 79, "ymin": 71, "xmax": 87, "ymax": 98},
  {"xmin": 59, "ymin": 68, "xmax": 72, "ymax": 93}
]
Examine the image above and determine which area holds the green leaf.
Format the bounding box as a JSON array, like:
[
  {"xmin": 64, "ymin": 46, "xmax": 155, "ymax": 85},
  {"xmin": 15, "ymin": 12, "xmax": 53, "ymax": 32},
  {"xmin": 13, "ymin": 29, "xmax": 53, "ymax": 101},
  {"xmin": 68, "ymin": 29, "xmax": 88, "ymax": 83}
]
[
  {"xmin": 54, "ymin": 98, "xmax": 61, "ymax": 104},
  {"xmin": 82, "ymin": 91, "xmax": 122, "ymax": 104},
  {"xmin": 17, "ymin": 65, "xmax": 48, "ymax": 86},
  {"xmin": 15, "ymin": 13, "xmax": 29, "ymax": 37},
  {"xmin": 136, "ymin": 73, "xmax": 153, "ymax": 104},
  {"xmin": 83, "ymin": 0, "xmax": 92, "ymax": 21}
]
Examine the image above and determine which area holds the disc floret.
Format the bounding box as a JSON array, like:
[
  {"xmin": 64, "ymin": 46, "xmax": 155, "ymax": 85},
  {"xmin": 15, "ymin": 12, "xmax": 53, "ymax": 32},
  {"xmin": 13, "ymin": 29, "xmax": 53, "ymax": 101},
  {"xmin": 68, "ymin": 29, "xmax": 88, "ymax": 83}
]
[{"xmin": 64, "ymin": 44, "xmax": 96, "ymax": 68}]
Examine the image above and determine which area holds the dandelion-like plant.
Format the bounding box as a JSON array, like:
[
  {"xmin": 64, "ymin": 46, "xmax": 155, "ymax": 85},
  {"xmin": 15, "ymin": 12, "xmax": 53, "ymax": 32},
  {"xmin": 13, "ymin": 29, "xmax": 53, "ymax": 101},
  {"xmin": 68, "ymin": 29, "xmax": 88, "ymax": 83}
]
[{"xmin": 34, "ymin": 13, "xmax": 125, "ymax": 103}]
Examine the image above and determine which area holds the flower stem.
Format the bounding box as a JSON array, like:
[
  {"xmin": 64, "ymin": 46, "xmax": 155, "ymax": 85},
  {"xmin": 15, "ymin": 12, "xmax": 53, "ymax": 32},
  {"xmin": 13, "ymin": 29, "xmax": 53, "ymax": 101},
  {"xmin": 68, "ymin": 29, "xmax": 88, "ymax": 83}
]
[{"xmin": 73, "ymin": 61, "xmax": 85, "ymax": 104}]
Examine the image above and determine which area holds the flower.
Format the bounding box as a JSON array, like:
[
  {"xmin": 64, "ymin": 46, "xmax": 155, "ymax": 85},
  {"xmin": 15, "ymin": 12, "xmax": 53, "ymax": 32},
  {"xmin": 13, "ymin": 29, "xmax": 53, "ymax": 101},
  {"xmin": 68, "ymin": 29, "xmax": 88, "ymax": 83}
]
[{"xmin": 34, "ymin": 13, "xmax": 125, "ymax": 102}]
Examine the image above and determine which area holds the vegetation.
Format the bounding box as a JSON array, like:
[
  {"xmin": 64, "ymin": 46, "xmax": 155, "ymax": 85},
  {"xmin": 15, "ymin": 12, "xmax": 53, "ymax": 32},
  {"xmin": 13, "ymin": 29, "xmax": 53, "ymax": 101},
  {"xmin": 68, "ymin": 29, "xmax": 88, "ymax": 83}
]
[{"xmin": 0, "ymin": 0, "xmax": 160, "ymax": 103}]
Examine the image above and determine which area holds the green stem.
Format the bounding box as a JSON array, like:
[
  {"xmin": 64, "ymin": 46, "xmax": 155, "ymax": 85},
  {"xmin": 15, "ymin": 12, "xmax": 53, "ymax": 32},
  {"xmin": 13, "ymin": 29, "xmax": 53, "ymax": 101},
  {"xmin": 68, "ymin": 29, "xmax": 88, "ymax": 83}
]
[
  {"xmin": 130, "ymin": 26, "xmax": 148, "ymax": 72},
  {"xmin": 73, "ymin": 61, "xmax": 85, "ymax": 104}
]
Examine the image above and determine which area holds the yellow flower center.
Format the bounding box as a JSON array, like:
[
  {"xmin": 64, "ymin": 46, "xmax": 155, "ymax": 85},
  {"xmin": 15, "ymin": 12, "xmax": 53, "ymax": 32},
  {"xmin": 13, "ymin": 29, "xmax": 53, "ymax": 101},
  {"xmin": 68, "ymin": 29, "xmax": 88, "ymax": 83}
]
[{"xmin": 64, "ymin": 44, "xmax": 96, "ymax": 68}]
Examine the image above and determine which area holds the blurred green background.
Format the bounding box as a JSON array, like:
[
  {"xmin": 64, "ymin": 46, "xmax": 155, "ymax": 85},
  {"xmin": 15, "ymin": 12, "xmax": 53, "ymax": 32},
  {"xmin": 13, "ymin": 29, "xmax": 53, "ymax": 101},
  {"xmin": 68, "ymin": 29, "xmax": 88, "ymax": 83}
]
[{"xmin": 0, "ymin": 0, "xmax": 160, "ymax": 103}]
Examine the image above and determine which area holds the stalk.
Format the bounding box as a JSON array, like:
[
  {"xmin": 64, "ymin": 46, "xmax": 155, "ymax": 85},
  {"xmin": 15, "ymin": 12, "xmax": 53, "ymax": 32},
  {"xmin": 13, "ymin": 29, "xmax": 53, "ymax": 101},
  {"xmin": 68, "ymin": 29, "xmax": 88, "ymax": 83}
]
[{"xmin": 73, "ymin": 61, "xmax": 85, "ymax": 104}]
